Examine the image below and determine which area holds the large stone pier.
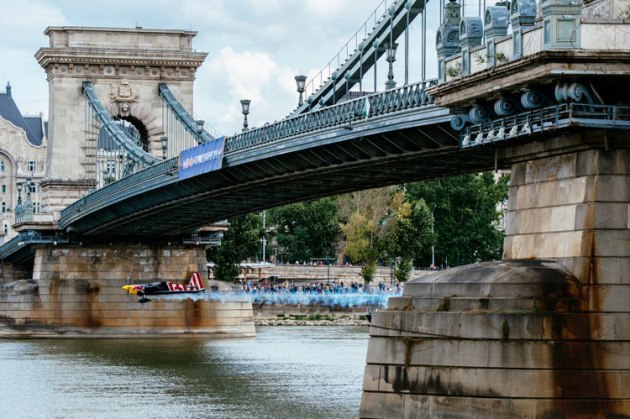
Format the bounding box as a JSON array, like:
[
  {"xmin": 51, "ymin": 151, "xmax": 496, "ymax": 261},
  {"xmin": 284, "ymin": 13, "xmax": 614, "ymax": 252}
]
[
  {"xmin": 360, "ymin": 0, "xmax": 629, "ymax": 413},
  {"xmin": 0, "ymin": 244, "xmax": 255, "ymax": 337},
  {"xmin": 360, "ymin": 131, "xmax": 629, "ymax": 417}
]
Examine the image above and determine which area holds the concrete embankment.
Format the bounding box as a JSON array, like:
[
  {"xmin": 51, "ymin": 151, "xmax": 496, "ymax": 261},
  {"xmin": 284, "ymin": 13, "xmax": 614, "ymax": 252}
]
[{"xmin": 253, "ymin": 302, "xmax": 373, "ymax": 326}]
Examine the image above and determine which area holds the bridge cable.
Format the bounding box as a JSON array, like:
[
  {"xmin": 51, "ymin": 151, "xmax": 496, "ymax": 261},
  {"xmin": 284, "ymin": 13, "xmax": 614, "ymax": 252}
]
[
  {"xmin": 82, "ymin": 81, "xmax": 158, "ymax": 169},
  {"xmin": 158, "ymin": 83, "xmax": 215, "ymax": 145}
]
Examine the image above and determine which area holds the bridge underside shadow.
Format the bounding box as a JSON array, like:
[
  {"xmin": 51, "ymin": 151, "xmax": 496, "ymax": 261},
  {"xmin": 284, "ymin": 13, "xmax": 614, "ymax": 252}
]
[{"xmin": 60, "ymin": 108, "xmax": 495, "ymax": 239}]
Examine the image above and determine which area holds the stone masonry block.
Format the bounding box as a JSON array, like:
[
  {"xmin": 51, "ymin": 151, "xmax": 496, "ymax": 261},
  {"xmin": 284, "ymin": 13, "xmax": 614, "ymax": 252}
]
[
  {"xmin": 575, "ymin": 202, "xmax": 628, "ymax": 230},
  {"xmin": 525, "ymin": 153, "xmax": 577, "ymax": 184}
]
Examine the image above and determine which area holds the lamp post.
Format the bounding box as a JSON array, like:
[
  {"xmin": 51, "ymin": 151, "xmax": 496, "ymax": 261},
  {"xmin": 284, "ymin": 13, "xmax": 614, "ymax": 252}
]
[
  {"xmin": 24, "ymin": 178, "xmax": 33, "ymax": 221},
  {"xmin": 160, "ymin": 136, "xmax": 168, "ymax": 160},
  {"xmin": 16, "ymin": 183, "xmax": 22, "ymax": 205},
  {"xmin": 240, "ymin": 99, "xmax": 251, "ymax": 132},
  {"xmin": 260, "ymin": 210, "xmax": 266, "ymax": 262},
  {"xmin": 344, "ymin": 72, "xmax": 352, "ymax": 97},
  {"xmin": 326, "ymin": 256, "xmax": 331, "ymax": 283},
  {"xmin": 405, "ymin": 0, "xmax": 413, "ymax": 85},
  {"xmin": 15, "ymin": 182, "xmax": 23, "ymax": 223},
  {"xmin": 390, "ymin": 258, "xmax": 395, "ymax": 285},
  {"xmin": 196, "ymin": 120, "xmax": 204, "ymax": 134},
  {"xmin": 385, "ymin": 42, "xmax": 398, "ymax": 90},
  {"xmin": 295, "ymin": 75, "xmax": 307, "ymax": 107},
  {"xmin": 358, "ymin": 41, "xmax": 366, "ymax": 92},
  {"xmin": 373, "ymin": 39, "xmax": 380, "ymax": 92},
  {"xmin": 431, "ymin": 205, "xmax": 436, "ymax": 269},
  {"xmin": 331, "ymin": 71, "xmax": 339, "ymax": 105}
]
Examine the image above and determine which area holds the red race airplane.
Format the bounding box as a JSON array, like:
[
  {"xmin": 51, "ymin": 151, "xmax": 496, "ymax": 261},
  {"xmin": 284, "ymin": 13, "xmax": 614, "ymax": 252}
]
[{"xmin": 122, "ymin": 272, "xmax": 205, "ymax": 303}]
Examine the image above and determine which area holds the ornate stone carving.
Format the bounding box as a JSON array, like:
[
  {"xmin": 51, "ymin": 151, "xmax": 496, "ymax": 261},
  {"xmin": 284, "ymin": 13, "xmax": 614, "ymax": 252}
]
[
  {"xmin": 109, "ymin": 79, "xmax": 139, "ymax": 103},
  {"xmin": 109, "ymin": 79, "xmax": 139, "ymax": 116}
]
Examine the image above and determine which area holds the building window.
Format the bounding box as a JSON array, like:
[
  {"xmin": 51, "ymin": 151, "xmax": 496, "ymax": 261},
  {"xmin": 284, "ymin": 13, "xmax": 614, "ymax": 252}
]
[
  {"xmin": 106, "ymin": 160, "xmax": 116, "ymax": 174},
  {"xmin": 1, "ymin": 202, "xmax": 5, "ymax": 214},
  {"xmin": 1, "ymin": 185, "xmax": 5, "ymax": 194},
  {"xmin": 29, "ymin": 183, "xmax": 37, "ymax": 194},
  {"xmin": 3, "ymin": 223, "xmax": 7, "ymax": 235},
  {"xmin": 34, "ymin": 202, "xmax": 40, "ymax": 213},
  {"xmin": 27, "ymin": 161, "xmax": 36, "ymax": 172},
  {"xmin": 0, "ymin": 161, "xmax": 5, "ymax": 172}
]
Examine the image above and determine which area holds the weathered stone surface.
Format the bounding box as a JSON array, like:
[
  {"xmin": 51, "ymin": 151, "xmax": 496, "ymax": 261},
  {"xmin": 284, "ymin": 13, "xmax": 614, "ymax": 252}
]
[
  {"xmin": 361, "ymin": 257, "xmax": 630, "ymax": 417},
  {"xmin": 0, "ymin": 244, "xmax": 255, "ymax": 337},
  {"xmin": 34, "ymin": 27, "xmax": 208, "ymax": 213}
]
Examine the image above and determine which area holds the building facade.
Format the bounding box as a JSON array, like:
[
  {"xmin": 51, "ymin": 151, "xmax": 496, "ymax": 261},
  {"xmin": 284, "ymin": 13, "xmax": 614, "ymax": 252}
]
[{"xmin": 0, "ymin": 82, "xmax": 47, "ymax": 243}]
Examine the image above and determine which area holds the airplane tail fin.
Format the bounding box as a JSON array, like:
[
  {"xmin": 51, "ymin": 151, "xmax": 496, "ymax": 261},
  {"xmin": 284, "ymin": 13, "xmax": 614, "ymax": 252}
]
[{"xmin": 188, "ymin": 272, "xmax": 204, "ymax": 291}]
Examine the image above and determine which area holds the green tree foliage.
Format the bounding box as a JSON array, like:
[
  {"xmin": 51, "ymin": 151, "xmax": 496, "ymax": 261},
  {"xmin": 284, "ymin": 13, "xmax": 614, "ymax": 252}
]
[
  {"xmin": 339, "ymin": 187, "xmax": 433, "ymax": 283},
  {"xmin": 394, "ymin": 258, "xmax": 413, "ymax": 283},
  {"xmin": 406, "ymin": 172, "xmax": 510, "ymax": 267},
  {"xmin": 268, "ymin": 197, "xmax": 340, "ymax": 263},
  {"xmin": 338, "ymin": 187, "xmax": 397, "ymax": 283},
  {"xmin": 206, "ymin": 214, "xmax": 261, "ymax": 281},
  {"xmin": 383, "ymin": 198, "xmax": 433, "ymax": 261},
  {"xmin": 381, "ymin": 197, "xmax": 434, "ymax": 281}
]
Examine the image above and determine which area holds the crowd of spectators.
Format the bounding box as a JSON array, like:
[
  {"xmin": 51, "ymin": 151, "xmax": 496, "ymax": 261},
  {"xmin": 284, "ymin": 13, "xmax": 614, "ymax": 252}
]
[{"xmin": 238, "ymin": 279, "xmax": 402, "ymax": 295}]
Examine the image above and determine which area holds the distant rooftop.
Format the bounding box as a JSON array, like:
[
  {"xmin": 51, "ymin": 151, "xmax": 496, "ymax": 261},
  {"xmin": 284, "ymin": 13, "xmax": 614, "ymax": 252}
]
[{"xmin": 0, "ymin": 82, "xmax": 46, "ymax": 146}]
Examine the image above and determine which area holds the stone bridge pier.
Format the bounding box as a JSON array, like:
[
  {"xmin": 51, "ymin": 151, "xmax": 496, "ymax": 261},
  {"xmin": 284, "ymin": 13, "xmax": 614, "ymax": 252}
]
[
  {"xmin": 360, "ymin": 130, "xmax": 629, "ymax": 418},
  {"xmin": 360, "ymin": 0, "xmax": 629, "ymax": 413},
  {"xmin": 0, "ymin": 243, "xmax": 254, "ymax": 337}
]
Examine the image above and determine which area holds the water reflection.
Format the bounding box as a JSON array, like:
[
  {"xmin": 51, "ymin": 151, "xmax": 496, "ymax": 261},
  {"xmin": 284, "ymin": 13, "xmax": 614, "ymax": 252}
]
[{"xmin": 0, "ymin": 326, "xmax": 368, "ymax": 419}]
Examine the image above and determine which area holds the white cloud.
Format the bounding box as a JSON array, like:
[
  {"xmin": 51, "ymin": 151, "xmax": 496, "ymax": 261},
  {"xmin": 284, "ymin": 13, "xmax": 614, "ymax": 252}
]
[
  {"xmin": 305, "ymin": 0, "xmax": 345, "ymax": 17},
  {"xmin": 0, "ymin": 0, "xmax": 66, "ymax": 46},
  {"xmin": 0, "ymin": 0, "xmax": 441, "ymax": 134},
  {"xmin": 196, "ymin": 47, "xmax": 299, "ymax": 135}
]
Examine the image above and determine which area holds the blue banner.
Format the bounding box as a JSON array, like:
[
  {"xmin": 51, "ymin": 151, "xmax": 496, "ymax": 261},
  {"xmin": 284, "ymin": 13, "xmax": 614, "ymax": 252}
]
[{"xmin": 178, "ymin": 137, "xmax": 225, "ymax": 180}]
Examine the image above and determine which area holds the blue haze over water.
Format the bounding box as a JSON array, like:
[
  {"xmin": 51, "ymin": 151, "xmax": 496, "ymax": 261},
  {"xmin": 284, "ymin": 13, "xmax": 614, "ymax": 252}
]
[{"xmin": 148, "ymin": 291, "xmax": 398, "ymax": 309}]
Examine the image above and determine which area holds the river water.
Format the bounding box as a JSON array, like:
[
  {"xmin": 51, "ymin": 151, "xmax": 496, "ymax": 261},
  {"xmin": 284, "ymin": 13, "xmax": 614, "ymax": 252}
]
[{"xmin": 0, "ymin": 326, "xmax": 369, "ymax": 419}]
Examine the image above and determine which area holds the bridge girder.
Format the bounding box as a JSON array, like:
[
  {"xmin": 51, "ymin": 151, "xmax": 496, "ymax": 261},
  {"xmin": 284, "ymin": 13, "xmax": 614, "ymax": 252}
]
[{"xmin": 58, "ymin": 106, "xmax": 499, "ymax": 238}]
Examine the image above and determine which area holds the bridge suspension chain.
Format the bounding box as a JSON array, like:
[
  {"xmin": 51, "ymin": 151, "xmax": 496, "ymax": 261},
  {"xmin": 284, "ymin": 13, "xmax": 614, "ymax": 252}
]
[
  {"xmin": 83, "ymin": 98, "xmax": 100, "ymax": 192},
  {"xmin": 82, "ymin": 82, "xmax": 158, "ymax": 180},
  {"xmin": 159, "ymin": 83, "xmax": 215, "ymax": 159},
  {"xmin": 292, "ymin": 0, "xmax": 429, "ymax": 116}
]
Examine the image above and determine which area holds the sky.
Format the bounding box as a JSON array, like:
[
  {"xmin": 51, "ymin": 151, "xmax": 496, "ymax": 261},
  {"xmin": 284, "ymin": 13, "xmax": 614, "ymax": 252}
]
[{"xmin": 0, "ymin": 0, "xmax": 446, "ymax": 136}]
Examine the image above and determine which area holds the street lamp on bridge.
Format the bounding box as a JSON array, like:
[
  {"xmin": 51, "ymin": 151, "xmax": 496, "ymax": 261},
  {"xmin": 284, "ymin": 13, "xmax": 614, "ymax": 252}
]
[
  {"xmin": 295, "ymin": 75, "xmax": 307, "ymax": 107},
  {"xmin": 385, "ymin": 42, "xmax": 399, "ymax": 90},
  {"xmin": 240, "ymin": 99, "xmax": 251, "ymax": 132},
  {"xmin": 196, "ymin": 120, "xmax": 204, "ymax": 134},
  {"xmin": 160, "ymin": 136, "xmax": 168, "ymax": 160}
]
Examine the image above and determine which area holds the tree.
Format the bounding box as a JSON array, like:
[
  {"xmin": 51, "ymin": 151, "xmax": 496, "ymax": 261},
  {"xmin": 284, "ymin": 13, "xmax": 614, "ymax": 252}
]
[
  {"xmin": 268, "ymin": 197, "xmax": 340, "ymax": 263},
  {"xmin": 381, "ymin": 198, "xmax": 433, "ymax": 281},
  {"xmin": 338, "ymin": 187, "xmax": 398, "ymax": 284},
  {"xmin": 206, "ymin": 213, "xmax": 261, "ymax": 281},
  {"xmin": 406, "ymin": 172, "xmax": 510, "ymax": 267}
]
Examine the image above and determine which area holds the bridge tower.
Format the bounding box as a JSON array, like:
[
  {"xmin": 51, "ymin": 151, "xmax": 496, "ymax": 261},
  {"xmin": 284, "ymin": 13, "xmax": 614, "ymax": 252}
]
[{"xmin": 35, "ymin": 27, "xmax": 207, "ymax": 216}]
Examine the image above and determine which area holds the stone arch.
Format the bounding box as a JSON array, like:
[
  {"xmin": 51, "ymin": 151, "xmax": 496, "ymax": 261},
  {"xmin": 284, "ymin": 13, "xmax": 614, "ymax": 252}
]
[{"xmin": 114, "ymin": 115, "xmax": 149, "ymax": 153}]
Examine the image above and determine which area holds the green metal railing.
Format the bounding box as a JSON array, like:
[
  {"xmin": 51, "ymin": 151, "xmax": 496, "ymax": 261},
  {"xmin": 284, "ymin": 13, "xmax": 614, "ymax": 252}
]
[
  {"xmin": 461, "ymin": 103, "xmax": 630, "ymax": 148},
  {"xmin": 226, "ymin": 80, "xmax": 436, "ymax": 152}
]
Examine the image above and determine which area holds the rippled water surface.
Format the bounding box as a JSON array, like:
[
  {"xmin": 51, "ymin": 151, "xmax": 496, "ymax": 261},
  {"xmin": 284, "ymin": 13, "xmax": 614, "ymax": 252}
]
[{"xmin": 0, "ymin": 326, "xmax": 369, "ymax": 419}]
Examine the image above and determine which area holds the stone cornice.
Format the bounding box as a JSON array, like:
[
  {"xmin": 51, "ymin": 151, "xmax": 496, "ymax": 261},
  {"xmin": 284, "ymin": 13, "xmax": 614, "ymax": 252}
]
[
  {"xmin": 35, "ymin": 47, "xmax": 207, "ymax": 69},
  {"xmin": 429, "ymin": 50, "xmax": 630, "ymax": 108},
  {"xmin": 35, "ymin": 48, "xmax": 208, "ymax": 81}
]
